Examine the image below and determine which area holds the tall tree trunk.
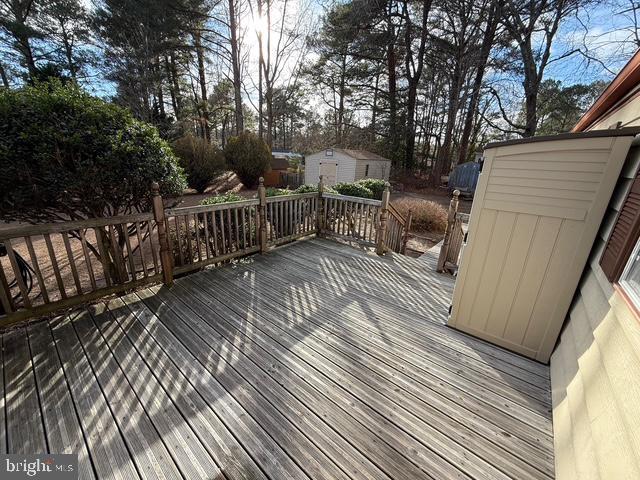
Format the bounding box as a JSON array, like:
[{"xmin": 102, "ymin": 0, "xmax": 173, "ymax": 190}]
[
  {"xmin": 370, "ymin": 71, "xmax": 380, "ymax": 141},
  {"xmin": 337, "ymin": 53, "xmax": 347, "ymax": 145},
  {"xmin": 386, "ymin": 8, "xmax": 399, "ymax": 162},
  {"xmin": 403, "ymin": 0, "xmax": 432, "ymax": 171},
  {"xmin": 522, "ymin": 58, "xmax": 539, "ymax": 137},
  {"xmin": 164, "ymin": 55, "xmax": 179, "ymax": 117},
  {"xmin": 431, "ymin": 61, "xmax": 463, "ymax": 186},
  {"xmin": 457, "ymin": 0, "xmax": 501, "ymax": 164},
  {"xmin": 228, "ymin": 0, "xmax": 244, "ymax": 133},
  {"xmin": 193, "ymin": 29, "xmax": 211, "ymax": 141}
]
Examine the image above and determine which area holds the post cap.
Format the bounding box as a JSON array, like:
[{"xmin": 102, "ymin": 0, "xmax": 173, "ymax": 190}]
[
  {"xmin": 258, "ymin": 177, "xmax": 264, "ymax": 185},
  {"xmin": 453, "ymin": 189, "xmax": 460, "ymax": 197},
  {"xmin": 151, "ymin": 181, "xmax": 160, "ymax": 194}
]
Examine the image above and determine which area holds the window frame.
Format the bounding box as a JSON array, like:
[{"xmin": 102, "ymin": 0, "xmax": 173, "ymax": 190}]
[{"xmin": 618, "ymin": 234, "xmax": 640, "ymax": 308}]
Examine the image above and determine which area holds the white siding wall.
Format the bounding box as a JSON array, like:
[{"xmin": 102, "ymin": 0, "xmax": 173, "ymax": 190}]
[
  {"xmin": 354, "ymin": 159, "xmax": 391, "ymax": 181},
  {"xmin": 304, "ymin": 151, "xmax": 357, "ymax": 185},
  {"xmin": 551, "ymin": 144, "xmax": 640, "ymax": 479}
]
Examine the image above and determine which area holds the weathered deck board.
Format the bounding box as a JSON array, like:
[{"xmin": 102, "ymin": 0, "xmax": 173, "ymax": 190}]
[
  {"xmin": 198, "ymin": 266, "xmax": 554, "ymax": 476},
  {"xmin": 49, "ymin": 315, "xmax": 140, "ymax": 479},
  {"xmin": 4, "ymin": 328, "xmax": 47, "ymax": 454},
  {"xmin": 1, "ymin": 238, "xmax": 554, "ymax": 479},
  {"xmin": 27, "ymin": 322, "xmax": 95, "ymax": 479}
]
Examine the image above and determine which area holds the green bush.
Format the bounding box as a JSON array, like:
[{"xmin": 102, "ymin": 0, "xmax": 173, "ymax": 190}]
[
  {"xmin": 265, "ymin": 187, "xmax": 293, "ymax": 197},
  {"xmin": 333, "ymin": 182, "xmax": 373, "ymax": 199},
  {"xmin": 293, "ymin": 184, "xmax": 337, "ymax": 194},
  {"xmin": 224, "ymin": 131, "xmax": 271, "ymax": 188},
  {"xmin": 356, "ymin": 178, "xmax": 387, "ymax": 200},
  {"xmin": 200, "ymin": 192, "xmax": 244, "ymax": 205},
  {"xmin": 172, "ymin": 135, "xmax": 225, "ymax": 193},
  {"xmin": 0, "ymin": 81, "xmax": 186, "ymax": 223}
]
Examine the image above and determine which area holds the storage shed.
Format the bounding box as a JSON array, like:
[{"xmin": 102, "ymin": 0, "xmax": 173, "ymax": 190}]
[
  {"xmin": 449, "ymin": 129, "xmax": 639, "ymax": 363},
  {"xmin": 304, "ymin": 148, "xmax": 391, "ymax": 186},
  {"xmin": 263, "ymin": 156, "xmax": 290, "ymax": 187}
]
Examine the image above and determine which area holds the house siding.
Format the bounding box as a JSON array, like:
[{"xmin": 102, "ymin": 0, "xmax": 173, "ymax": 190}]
[
  {"xmin": 589, "ymin": 84, "xmax": 640, "ymax": 131},
  {"xmin": 551, "ymin": 144, "xmax": 640, "ymax": 479}
]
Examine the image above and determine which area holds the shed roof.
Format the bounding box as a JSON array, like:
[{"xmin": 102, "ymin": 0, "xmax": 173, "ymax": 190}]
[{"xmin": 334, "ymin": 149, "xmax": 391, "ymax": 162}]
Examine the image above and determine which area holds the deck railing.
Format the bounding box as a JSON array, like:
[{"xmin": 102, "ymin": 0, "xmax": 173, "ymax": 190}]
[
  {"xmin": 0, "ymin": 211, "xmax": 163, "ymax": 324},
  {"xmin": 0, "ymin": 177, "xmax": 411, "ymax": 326},
  {"xmin": 164, "ymin": 198, "xmax": 261, "ymax": 276},
  {"xmin": 320, "ymin": 193, "xmax": 382, "ymax": 244},
  {"xmin": 266, "ymin": 192, "xmax": 318, "ymax": 246},
  {"xmin": 437, "ymin": 190, "xmax": 466, "ymax": 273}
]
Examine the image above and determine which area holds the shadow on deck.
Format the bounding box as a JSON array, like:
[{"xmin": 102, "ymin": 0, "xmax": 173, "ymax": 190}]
[{"xmin": 0, "ymin": 237, "xmax": 554, "ymax": 480}]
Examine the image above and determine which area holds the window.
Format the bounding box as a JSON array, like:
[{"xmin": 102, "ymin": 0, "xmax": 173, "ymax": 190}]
[
  {"xmin": 620, "ymin": 237, "xmax": 640, "ymax": 306},
  {"xmin": 365, "ymin": 164, "xmax": 369, "ymax": 177},
  {"xmin": 600, "ymin": 172, "xmax": 640, "ymax": 282},
  {"xmin": 325, "ymin": 149, "xmax": 333, "ymax": 157}
]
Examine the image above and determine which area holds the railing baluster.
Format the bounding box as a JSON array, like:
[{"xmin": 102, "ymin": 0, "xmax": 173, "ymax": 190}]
[
  {"xmin": 4, "ymin": 239, "xmax": 31, "ymax": 308},
  {"xmin": 202, "ymin": 212, "xmax": 211, "ymax": 259},
  {"xmin": 25, "ymin": 236, "xmax": 50, "ymax": 303},
  {"xmin": 234, "ymin": 208, "xmax": 240, "ymax": 251},
  {"xmin": 108, "ymin": 224, "xmax": 128, "ymax": 282},
  {"xmin": 184, "ymin": 215, "xmax": 194, "ymax": 263},
  {"xmin": 226, "ymin": 208, "xmax": 233, "ymax": 252},
  {"xmin": 123, "ymin": 225, "xmax": 136, "ymax": 281},
  {"xmin": 148, "ymin": 222, "xmax": 160, "ymax": 275},
  {"xmin": 194, "ymin": 213, "xmax": 202, "ymax": 262},
  {"xmin": 174, "ymin": 216, "xmax": 184, "ymax": 266},
  {"xmin": 62, "ymin": 232, "xmax": 82, "ymax": 294},
  {"xmin": 0, "ymin": 261, "xmax": 14, "ymax": 313},
  {"xmin": 241, "ymin": 207, "xmax": 247, "ymax": 250},
  {"xmin": 44, "ymin": 233, "xmax": 67, "ymax": 298},
  {"xmin": 94, "ymin": 227, "xmax": 112, "ymax": 287},
  {"xmin": 212, "ymin": 211, "xmax": 220, "ymax": 256},
  {"xmin": 135, "ymin": 222, "xmax": 149, "ymax": 278},
  {"xmin": 219, "ymin": 210, "xmax": 227, "ymax": 255},
  {"xmin": 79, "ymin": 229, "xmax": 97, "ymax": 290}
]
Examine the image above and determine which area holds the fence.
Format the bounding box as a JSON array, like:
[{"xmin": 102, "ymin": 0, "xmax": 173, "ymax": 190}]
[
  {"xmin": 437, "ymin": 190, "xmax": 466, "ymax": 273},
  {"xmin": 279, "ymin": 171, "xmax": 304, "ymax": 188},
  {"xmin": 0, "ymin": 178, "xmax": 410, "ymax": 326}
]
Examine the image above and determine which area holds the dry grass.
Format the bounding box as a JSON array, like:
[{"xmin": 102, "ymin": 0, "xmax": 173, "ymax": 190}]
[{"xmin": 392, "ymin": 198, "xmax": 448, "ymax": 234}]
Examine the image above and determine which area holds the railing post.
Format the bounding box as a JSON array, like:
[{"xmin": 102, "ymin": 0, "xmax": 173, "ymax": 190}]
[
  {"xmin": 258, "ymin": 176, "xmax": 268, "ymax": 253},
  {"xmin": 401, "ymin": 209, "xmax": 412, "ymax": 255},
  {"xmin": 316, "ymin": 175, "xmax": 324, "ymax": 235},
  {"xmin": 376, "ymin": 182, "xmax": 391, "ymax": 256},
  {"xmin": 437, "ymin": 189, "xmax": 460, "ymax": 272},
  {"xmin": 152, "ymin": 182, "xmax": 173, "ymax": 286}
]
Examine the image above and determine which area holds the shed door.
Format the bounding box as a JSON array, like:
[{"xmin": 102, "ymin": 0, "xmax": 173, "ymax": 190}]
[
  {"xmin": 449, "ymin": 133, "xmax": 637, "ymax": 362},
  {"xmin": 319, "ymin": 162, "xmax": 338, "ymax": 186}
]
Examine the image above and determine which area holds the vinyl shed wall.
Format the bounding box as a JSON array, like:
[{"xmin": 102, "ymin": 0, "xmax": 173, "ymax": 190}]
[
  {"xmin": 354, "ymin": 159, "xmax": 391, "ymax": 181},
  {"xmin": 551, "ymin": 139, "xmax": 640, "ymax": 479},
  {"xmin": 304, "ymin": 151, "xmax": 356, "ymax": 185}
]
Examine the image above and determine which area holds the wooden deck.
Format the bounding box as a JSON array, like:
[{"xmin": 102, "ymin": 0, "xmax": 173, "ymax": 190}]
[{"xmin": 0, "ymin": 238, "xmax": 554, "ymax": 479}]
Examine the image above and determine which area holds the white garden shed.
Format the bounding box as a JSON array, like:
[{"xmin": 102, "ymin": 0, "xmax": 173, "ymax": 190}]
[{"xmin": 304, "ymin": 148, "xmax": 391, "ymax": 186}]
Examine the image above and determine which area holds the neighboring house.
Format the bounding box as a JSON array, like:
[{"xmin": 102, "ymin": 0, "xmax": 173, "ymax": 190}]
[
  {"xmin": 450, "ymin": 50, "xmax": 640, "ymax": 480},
  {"xmin": 304, "ymin": 148, "xmax": 391, "ymax": 186},
  {"xmin": 552, "ymin": 50, "xmax": 640, "ymax": 479}
]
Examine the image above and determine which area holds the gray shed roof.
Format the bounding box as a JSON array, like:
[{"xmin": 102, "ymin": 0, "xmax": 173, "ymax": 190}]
[{"xmin": 334, "ymin": 149, "xmax": 391, "ymax": 162}]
